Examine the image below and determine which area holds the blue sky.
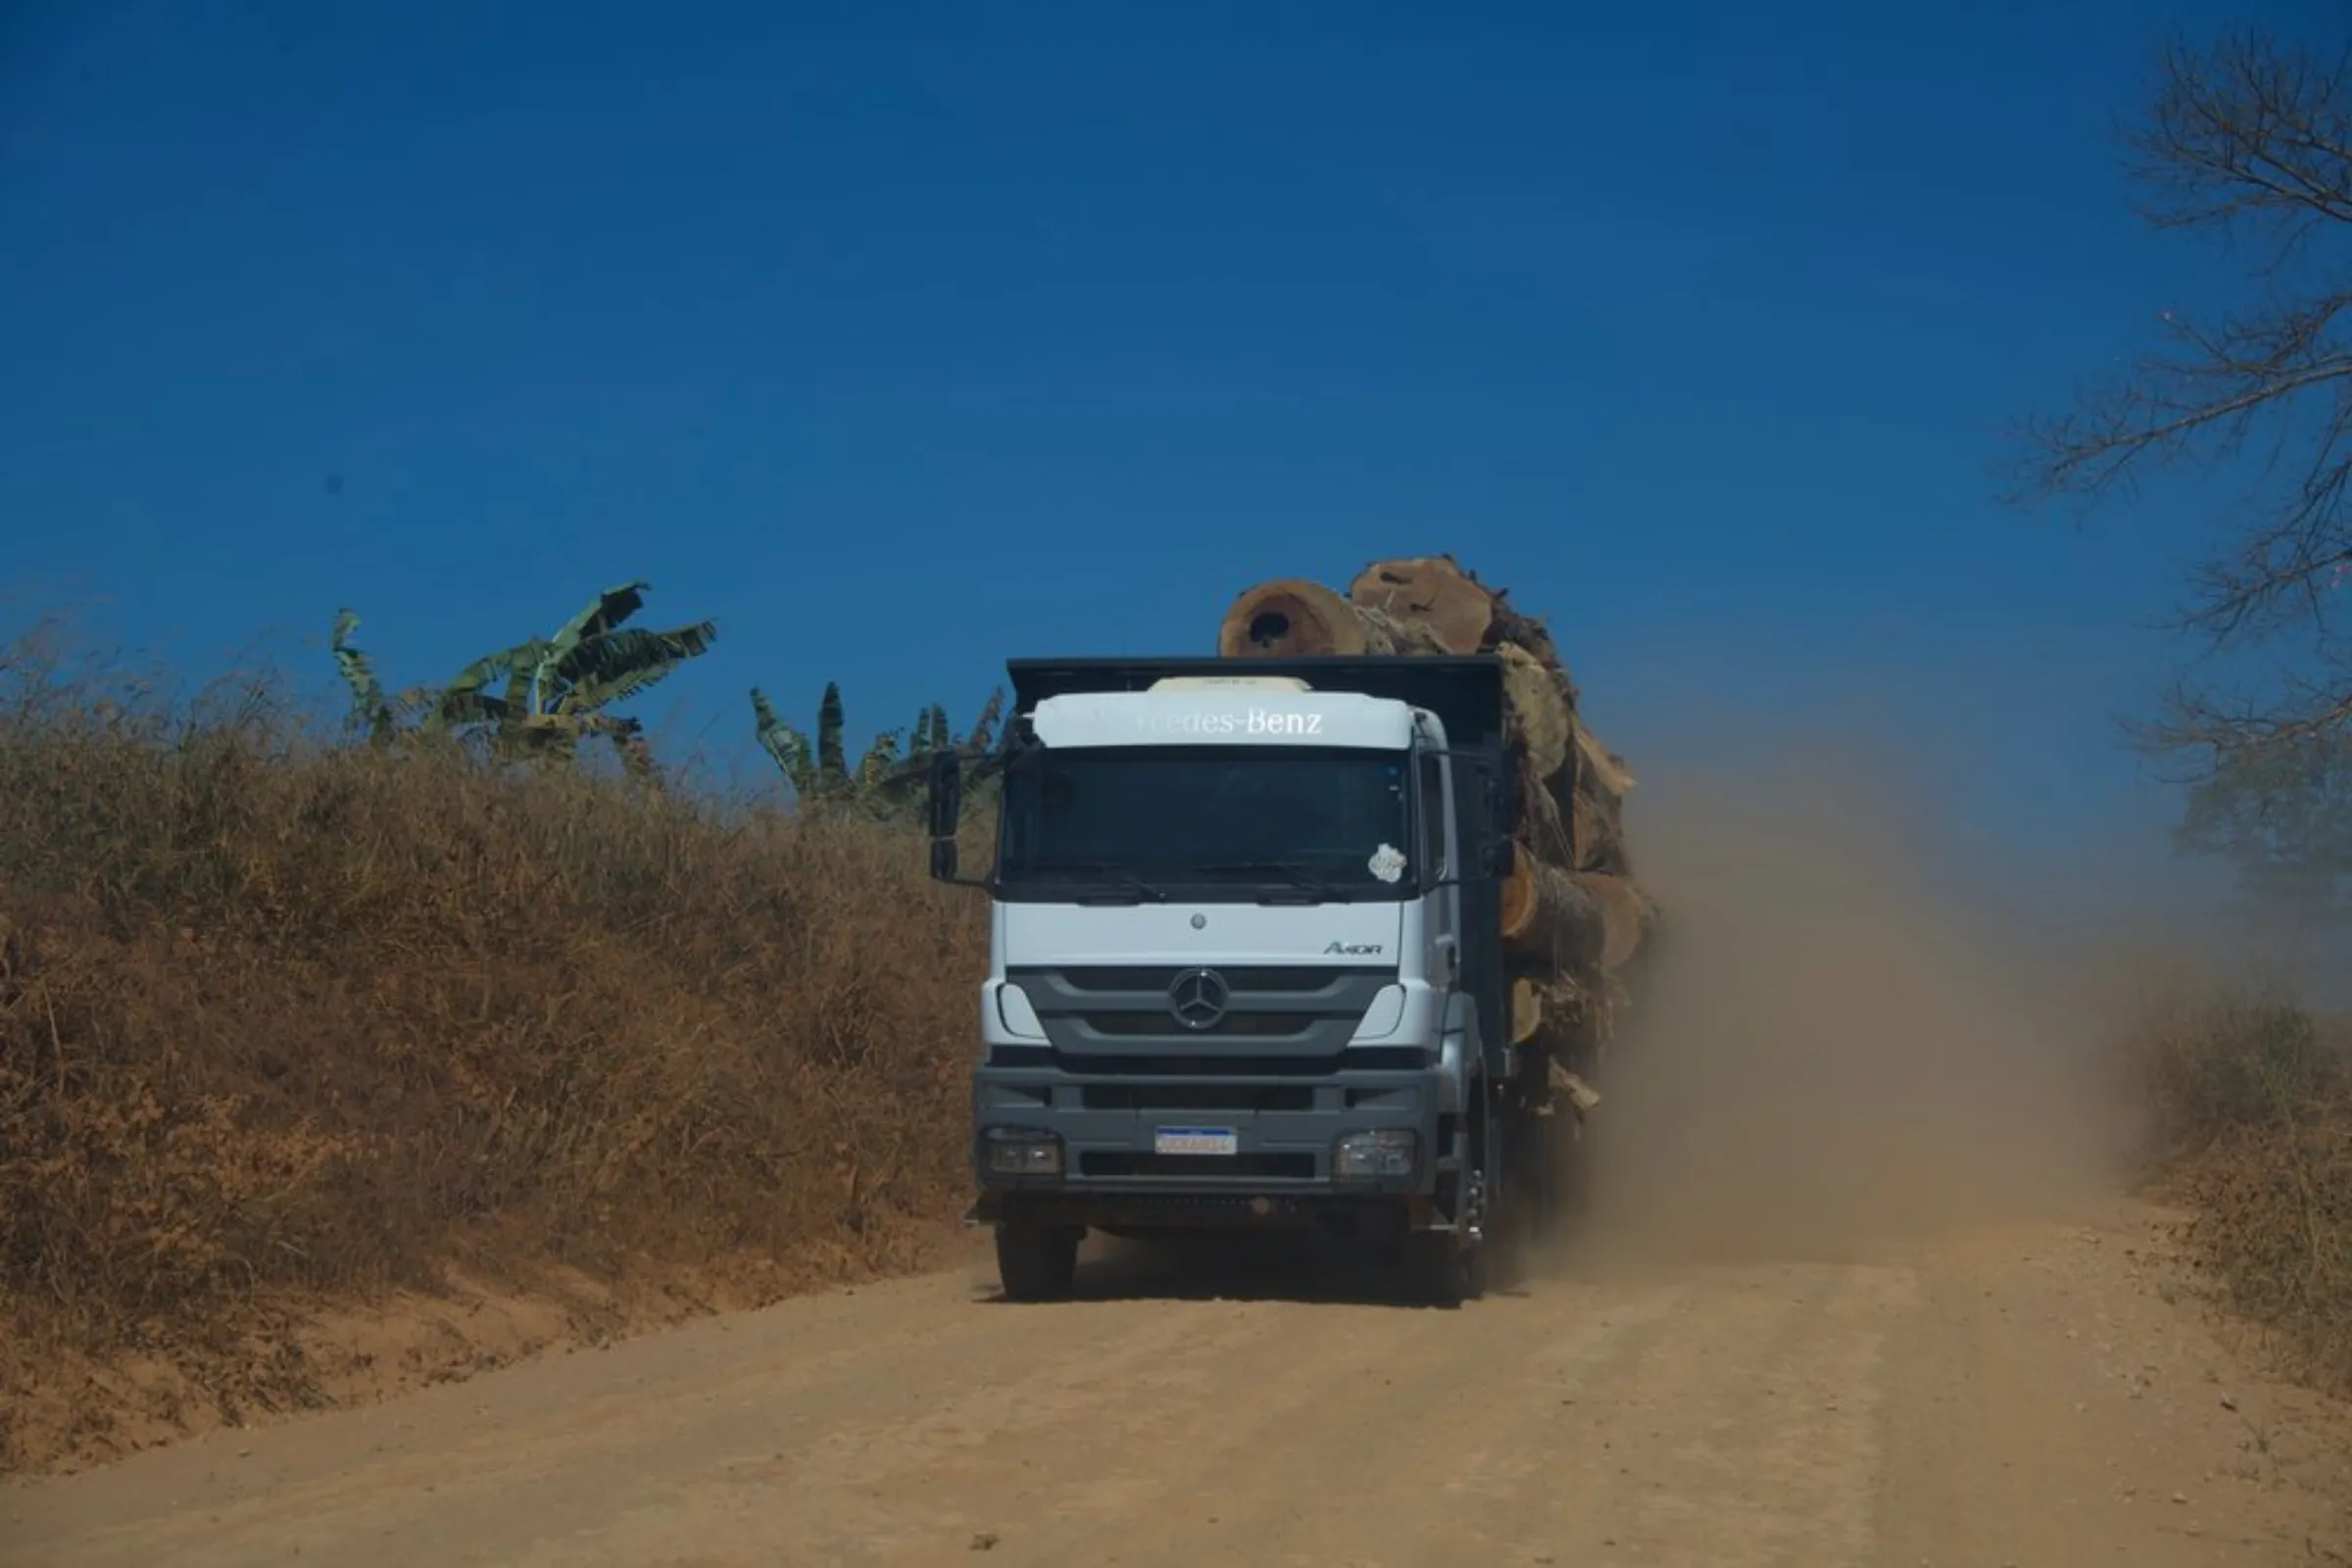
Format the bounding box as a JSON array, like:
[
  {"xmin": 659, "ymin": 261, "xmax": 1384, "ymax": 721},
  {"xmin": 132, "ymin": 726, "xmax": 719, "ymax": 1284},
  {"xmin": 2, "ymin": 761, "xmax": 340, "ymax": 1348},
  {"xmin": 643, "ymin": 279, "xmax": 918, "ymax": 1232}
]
[{"xmin": 3, "ymin": 0, "xmax": 2341, "ymax": 880}]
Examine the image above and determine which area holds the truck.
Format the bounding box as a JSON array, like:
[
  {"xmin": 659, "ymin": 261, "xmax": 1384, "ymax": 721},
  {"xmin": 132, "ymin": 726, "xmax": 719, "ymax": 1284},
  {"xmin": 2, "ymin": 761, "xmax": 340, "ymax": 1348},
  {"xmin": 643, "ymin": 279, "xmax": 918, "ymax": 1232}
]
[{"xmin": 922, "ymin": 652, "xmax": 1548, "ymax": 1305}]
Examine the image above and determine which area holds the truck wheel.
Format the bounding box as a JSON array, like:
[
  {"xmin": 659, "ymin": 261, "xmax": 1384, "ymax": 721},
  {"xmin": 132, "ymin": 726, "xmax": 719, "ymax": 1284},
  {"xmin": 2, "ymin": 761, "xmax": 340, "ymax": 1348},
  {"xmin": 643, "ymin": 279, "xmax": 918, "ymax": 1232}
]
[
  {"xmin": 995, "ymin": 1222, "xmax": 1081, "ymax": 1301},
  {"xmin": 1399, "ymin": 1230, "xmax": 1483, "ymax": 1306}
]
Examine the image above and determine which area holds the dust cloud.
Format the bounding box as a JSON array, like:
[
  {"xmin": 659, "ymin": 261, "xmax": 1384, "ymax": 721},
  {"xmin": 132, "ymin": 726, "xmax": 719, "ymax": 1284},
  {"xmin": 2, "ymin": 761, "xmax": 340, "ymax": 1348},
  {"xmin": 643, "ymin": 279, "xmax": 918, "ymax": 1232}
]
[{"xmin": 1559, "ymin": 720, "xmax": 2183, "ymax": 1273}]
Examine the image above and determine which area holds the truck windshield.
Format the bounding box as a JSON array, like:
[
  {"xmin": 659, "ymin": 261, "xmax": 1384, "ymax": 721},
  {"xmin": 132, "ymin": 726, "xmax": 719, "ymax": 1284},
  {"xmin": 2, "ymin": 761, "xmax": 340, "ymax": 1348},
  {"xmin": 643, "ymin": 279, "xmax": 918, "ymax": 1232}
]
[{"xmin": 996, "ymin": 745, "xmax": 1414, "ymax": 903}]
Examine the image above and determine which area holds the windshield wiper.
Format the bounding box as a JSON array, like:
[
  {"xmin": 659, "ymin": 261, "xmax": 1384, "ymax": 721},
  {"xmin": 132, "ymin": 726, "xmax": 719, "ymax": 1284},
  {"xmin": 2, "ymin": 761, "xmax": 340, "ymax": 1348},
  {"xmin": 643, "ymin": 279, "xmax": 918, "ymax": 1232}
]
[
  {"xmin": 1197, "ymin": 858, "xmax": 1342, "ymax": 902},
  {"xmin": 1025, "ymin": 860, "xmax": 1168, "ymax": 904}
]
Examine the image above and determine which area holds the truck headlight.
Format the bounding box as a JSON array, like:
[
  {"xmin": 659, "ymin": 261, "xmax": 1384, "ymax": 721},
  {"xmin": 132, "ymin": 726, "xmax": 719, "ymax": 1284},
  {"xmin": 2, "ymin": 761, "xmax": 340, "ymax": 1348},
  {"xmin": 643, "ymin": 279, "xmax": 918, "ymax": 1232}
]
[
  {"xmin": 1333, "ymin": 1129, "xmax": 1417, "ymax": 1178},
  {"xmin": 982, "ymin": 1126, "xmax": 1063, "ymax": 1176}
]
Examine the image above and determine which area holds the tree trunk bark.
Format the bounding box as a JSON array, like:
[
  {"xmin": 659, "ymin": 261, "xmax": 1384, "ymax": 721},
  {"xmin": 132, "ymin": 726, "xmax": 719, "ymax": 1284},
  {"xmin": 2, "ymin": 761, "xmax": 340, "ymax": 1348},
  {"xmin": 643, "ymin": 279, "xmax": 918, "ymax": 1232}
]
[
  {"xmin": 1347, "ymin": 554, "xmax": 1564, "ymax": 668},
  {"xmin": 1501, "ymin": 853, "xmax": 1604, "ymax": 971},
  {"xmin": 1515, "ymin": 757, "xmax": 1572, "ymax": 865},
  {"xmin": 1567, "ymin": 788, "xmax": 1632, "ymax": 875},
  {"xmin": 1499, "ymin": 644, "xmax": 1574, "ymax": 784},
  {"xmin": 1501, "ymin": 845, "xmax": 1648, "ymax": 972},
  {"xmin": 1498, "ymin": 841, "xmax": 1537, "ymax": 939},
  {"xmin": 1569, "ymin": 871, "xmax": 1651, "ymax": 971},
  {"xmin": 1574, "ymin": 717, "xmax": 1637, "ymax": 800}
]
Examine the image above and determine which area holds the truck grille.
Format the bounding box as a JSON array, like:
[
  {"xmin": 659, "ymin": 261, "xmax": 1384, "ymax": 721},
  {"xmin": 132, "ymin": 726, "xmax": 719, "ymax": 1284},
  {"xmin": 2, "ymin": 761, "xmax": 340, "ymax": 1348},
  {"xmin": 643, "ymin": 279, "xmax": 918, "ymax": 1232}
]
[
  {"xmin": 1084, "ymin": 1011, "xmax": 1317, "ymax": 1040},
  {"xmin": 1079, "ymin": 1152, "xmax": 1317, "ymax": 1180},
  {"xmin": 1080, "ymin": 1084, "xmax": 1315, "ymax": 1112},
  {"xmin": 985, "ymin": 1046, "xmax": 1427, "ymax": 1076},
  {"xmin": 1007, "ymin": 963, "xmax": 1400, "ymax": 1057},
  {"xmin": 1054, "ymin": 966, "xmax": 1348, "ymax": 993}
]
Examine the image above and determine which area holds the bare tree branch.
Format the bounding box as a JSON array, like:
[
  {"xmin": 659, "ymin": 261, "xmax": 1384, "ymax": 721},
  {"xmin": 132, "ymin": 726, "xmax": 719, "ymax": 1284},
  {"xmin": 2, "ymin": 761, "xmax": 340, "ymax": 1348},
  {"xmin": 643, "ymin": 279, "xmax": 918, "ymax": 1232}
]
[
  {"xmin": 2126, "ymin": 30, "xmax": 2352, "ymax": 253},
  {"xmin": 2007, "ymin": 25, "xmax": 2352, "ymax": 761},
  {"xmin": 2134, "ymin": 673, "xmax": 2352, "ymax": 758}
]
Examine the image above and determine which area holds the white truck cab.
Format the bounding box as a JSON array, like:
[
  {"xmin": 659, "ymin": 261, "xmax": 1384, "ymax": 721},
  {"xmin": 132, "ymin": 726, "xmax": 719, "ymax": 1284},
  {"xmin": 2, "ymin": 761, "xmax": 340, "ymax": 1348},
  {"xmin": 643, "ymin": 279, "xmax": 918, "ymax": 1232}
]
[{"xmin": 925, "ymin": 657, "xmax": 1520, "ymax": 1303}]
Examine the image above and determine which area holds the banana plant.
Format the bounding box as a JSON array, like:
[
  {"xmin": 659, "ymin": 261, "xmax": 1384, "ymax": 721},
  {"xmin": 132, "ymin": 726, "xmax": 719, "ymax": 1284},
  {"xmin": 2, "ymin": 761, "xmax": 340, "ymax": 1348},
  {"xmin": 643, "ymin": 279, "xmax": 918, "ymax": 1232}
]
[
  {"xmin": 425, "ymin": 581, "xmax": 713, "ymax": 730},
  {"xmin": 752, "ymin": 682, "xmax": 1006, "ymax": 815},
  {"xmin": 330, "ymin": 610, "xmax": 398, "ymax": 745},
  {"xmin": 752, "ymin": 681, "xmax": 847, "ymax": 800},
  {"xmin": 330, "ymin": 581, "xmax": 715, "ymax": 782}
]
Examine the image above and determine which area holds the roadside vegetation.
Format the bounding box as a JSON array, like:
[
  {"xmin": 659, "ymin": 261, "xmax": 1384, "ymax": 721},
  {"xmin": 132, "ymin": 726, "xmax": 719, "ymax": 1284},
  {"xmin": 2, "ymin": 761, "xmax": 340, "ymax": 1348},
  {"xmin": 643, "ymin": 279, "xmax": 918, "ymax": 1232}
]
[
  {"xmin": 2010, "ymin": 24, "xmax": 2352, "ymax": 1411},
  {"xmin": 0, "ymin": 615, "xmax": 995, "ymax": 1473},
  {"xmin": 2123, "ymin": 988, "xmax": 2352, "ymax": 1397}
]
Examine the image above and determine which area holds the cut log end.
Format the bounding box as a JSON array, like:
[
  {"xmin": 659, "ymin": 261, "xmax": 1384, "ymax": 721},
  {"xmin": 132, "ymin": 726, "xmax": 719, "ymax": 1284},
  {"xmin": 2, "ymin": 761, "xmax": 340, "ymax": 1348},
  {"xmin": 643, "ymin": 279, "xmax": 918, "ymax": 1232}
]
[
  {"xmin": 1502, "ymin": 855, "xmax": 1600, "ymax": 968},
  {"xmin": 1347, "ymin": 554, "xmax": 1492, "ymax": 655},
  {"xmin": 1511, "ymin": 977, "xmax": 1544, "ymax": 1045},
  {"xmin": 1571, "ymin": 871, "xmax": 1652, "ymax": 971},
  {"xmin": 1498, "ymin": 842, "xmax": 1536, "ymax": 936},
  {"xmin": 1500, "ymin": 644, "xmax": 1573, "ymax": 783},
  {"xmin": 1345, "ymin": 554, "xmax": 1566, "ymax": 669},
  {"xmin": 1518, "ymin": 760, "xmax": 1571, "ymax": 865},
  {"xmin": 1569, "ymin": 790, "xmax": 1632, "ymax": 876},
  {"xmin": 1504, "ymin": 858, "xmax": 1650, "ymax": 977},
  {"xmin": 1218, "ymin": 579, "xmax": 1367, "ymax": 658},
  {"xmin": 1576, "ymin": 722, "xmax": 1637, "ymax": 797},
  {"xmin": 1217, "ymin": 579, "xmax": 1445, "ymax": 660}
]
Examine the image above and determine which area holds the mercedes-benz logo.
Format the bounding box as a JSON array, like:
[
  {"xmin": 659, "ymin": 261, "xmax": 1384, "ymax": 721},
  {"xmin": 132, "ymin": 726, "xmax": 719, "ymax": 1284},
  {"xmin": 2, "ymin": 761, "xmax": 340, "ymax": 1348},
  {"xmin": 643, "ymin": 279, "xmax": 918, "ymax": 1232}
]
[{"xmin": 1166, "ymin": 967, "xmax": 1231, "ymax": 1031}]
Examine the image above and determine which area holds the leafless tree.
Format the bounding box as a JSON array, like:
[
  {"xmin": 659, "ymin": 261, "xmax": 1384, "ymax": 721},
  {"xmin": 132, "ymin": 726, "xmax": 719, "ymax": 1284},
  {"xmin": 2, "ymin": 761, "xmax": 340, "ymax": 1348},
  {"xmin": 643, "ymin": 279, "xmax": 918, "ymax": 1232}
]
[{"xmin": 2009, "ymin": 26, "xmax": 2352, "ymax": 760}]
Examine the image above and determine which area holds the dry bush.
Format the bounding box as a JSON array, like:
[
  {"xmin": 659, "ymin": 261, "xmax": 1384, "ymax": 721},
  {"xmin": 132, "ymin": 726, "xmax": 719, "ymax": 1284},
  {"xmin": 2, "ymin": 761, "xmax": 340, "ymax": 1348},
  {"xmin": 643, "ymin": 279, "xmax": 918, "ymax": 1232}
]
[
  {"xmin": 2124, "ymin": 987, "xmax": 2352, "ymax": 1396},
  {"xmin": 0, "ymin": 639, "xmax": 985, "ymax": 1471}
]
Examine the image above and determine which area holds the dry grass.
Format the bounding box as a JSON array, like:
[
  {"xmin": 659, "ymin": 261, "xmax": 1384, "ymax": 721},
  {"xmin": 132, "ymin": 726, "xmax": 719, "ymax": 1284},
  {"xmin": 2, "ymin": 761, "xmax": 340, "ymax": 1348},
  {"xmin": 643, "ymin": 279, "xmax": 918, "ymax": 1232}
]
[
  {"xmin": 2126, "ymin": 987, "xmax": 2352, "ymax": 1396},
  {"xmin": 0, "ymin": 638, "xmax": 985, "ymax": 1473}
]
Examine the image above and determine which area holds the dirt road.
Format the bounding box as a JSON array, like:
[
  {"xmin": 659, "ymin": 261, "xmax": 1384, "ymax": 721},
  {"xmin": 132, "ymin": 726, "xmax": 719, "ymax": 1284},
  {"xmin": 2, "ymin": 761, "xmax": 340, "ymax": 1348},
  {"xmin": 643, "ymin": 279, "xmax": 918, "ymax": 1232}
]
[{"xmin": 5, "ymin": 1201, "xmax": 2345, "ymax": 1568}]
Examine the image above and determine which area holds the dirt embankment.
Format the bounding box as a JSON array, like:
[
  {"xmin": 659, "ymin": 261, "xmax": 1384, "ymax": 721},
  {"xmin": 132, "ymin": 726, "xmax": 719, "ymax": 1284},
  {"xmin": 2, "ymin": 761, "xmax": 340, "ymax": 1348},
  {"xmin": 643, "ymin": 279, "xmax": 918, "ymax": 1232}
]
[{"xmin": 0, "ymin": 651, "xmax": 984, "ymax": 1473}]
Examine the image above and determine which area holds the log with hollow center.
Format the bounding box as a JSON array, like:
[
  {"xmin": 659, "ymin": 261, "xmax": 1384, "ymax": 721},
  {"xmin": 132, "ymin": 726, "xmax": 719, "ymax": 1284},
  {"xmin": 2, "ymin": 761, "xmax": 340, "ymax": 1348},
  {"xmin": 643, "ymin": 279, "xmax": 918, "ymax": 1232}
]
[{"xmin": 1215, "ymin": 579, "xmax": 1446, "ymax": 660}]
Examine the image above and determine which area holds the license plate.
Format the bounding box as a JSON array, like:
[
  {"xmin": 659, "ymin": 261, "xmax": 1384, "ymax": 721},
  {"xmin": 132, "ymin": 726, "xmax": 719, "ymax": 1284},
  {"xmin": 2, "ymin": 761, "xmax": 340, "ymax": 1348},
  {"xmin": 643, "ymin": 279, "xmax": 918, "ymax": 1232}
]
[{"xmin": 1154, "ymin": 1126, "xmax": 1239, "ymax": 1156}]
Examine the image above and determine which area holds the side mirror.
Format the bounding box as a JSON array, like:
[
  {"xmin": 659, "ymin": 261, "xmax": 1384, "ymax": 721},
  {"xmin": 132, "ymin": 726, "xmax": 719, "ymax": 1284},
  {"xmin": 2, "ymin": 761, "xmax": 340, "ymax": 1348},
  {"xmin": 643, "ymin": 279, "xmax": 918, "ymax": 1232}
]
[
  {"xmin": 927, "ymin": 748, "xmax": 963, "ymax": 838},
  {"xmin": 926, "ymin": 749, "xmax": 963, "ymax": 883}
]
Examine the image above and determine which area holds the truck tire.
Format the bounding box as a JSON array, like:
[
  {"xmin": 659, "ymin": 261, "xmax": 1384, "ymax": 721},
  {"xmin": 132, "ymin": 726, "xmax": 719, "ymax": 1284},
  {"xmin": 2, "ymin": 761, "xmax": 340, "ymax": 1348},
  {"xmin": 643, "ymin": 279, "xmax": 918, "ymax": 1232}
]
[
  {"xmin": 1399, "ymin": 1230, "xmax": 1484, "ymax": 1306},
  {"xmin": 995, "ymin": 1222, "xmax": 1081, "ymax": 1301}
]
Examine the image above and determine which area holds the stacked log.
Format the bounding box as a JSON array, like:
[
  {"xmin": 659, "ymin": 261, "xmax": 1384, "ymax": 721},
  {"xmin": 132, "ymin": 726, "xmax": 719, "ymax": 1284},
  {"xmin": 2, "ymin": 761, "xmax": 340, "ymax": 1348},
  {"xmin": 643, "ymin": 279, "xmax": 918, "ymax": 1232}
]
[
  {"xmin": 1216, "ymin": 555, "xmax": 1653, "ymax": 1118},
  {"xmin": 1214, "ymin": 578, "xmax": 1446, "ymax": 659}
]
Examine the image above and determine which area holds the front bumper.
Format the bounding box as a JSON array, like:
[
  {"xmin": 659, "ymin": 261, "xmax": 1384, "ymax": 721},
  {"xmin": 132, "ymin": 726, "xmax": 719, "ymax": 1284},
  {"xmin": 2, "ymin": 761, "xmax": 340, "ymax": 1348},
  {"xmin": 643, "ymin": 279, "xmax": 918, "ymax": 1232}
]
[{"xmin": 969, "ymin": 1056, "xmax": 1451, "ymax": 1230}]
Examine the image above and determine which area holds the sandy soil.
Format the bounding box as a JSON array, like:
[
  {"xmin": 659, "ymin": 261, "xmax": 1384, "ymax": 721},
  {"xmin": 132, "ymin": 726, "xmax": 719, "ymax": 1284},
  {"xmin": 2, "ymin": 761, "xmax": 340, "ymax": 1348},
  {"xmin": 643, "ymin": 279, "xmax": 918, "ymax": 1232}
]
[{"xmin": 4, "ymin": 1201, "xmax": 2346, "ymax": 1568}]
